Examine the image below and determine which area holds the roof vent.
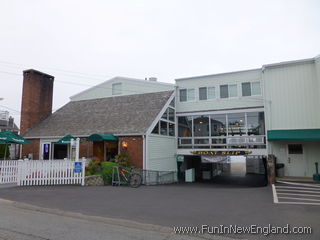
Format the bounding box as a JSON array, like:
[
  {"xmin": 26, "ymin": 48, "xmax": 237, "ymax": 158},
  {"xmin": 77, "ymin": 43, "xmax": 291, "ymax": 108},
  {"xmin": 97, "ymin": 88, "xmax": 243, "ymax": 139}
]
[{"xmin": 149, "ymin": 77, "xmax": 157, "ymax": 82}]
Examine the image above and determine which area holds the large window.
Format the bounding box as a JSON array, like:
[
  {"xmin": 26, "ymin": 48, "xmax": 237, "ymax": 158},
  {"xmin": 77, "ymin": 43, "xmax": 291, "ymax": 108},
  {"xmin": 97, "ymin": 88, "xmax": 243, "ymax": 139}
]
[
  {"xmin": 179, "ymin": 89, "xmax": 195, "ymax": 102},
  {"xmin": 193, "ymin": 116, "xmax": 209, "ymax": 136},
  {"xmin": 178, "ymin": 116, "xmax": 192, "ymax": 137},
  {"xmin": 112, "ymin": 83, "xmax": 122, "ymax": 95},
  {"xmin": 242, "ymin": 81, "xmax": 261, "ymax": 97},
  {"xmin": 210, "ymin": 114, "xmax": 226, "ymax": 136},
  {"xmin": 228, "ymin": 113, "xmax": 246, "ymax": 136},
  {"xmin": 247, "ymin": 112, "xmax": 265, "ymax": 135},
  {"xmin": 220, "ymin": 84, "xmax": 237, "ymax": 98},
  {"xmin": 178, "ymin": 111, "xmax": 265, "ymax": 149},
  {"xmin": 151, "ymin": 101, "xmax": 176, "ymax": 137},
  {"xmin": 199, "ymin": 87, "xmax": 215, "ymax": 100}
]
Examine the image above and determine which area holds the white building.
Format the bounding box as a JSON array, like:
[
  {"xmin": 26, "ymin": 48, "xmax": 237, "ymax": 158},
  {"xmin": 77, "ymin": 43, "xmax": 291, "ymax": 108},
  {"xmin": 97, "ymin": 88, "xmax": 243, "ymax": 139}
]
[{"xmin": 175, "ymin": 55, "xmax": 320, "ymax": 179}]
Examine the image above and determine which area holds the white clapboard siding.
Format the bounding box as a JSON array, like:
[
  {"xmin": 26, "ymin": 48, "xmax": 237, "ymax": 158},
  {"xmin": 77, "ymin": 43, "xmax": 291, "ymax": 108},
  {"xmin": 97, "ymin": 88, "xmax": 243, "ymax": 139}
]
[
  {"xmin": 17, "ymin": 160, "xmax": 85, "ymax": 186},
  {"xmin": 0, "ymin": 160, "xmax": 18, "ymax": 184}
]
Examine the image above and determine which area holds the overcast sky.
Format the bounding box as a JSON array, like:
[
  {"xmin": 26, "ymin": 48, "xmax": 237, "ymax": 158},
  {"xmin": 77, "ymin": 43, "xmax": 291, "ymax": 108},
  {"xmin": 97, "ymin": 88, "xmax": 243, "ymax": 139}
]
[{"xmin": 0, "ymin": 0, "xmax": 319, "ymax": 127}]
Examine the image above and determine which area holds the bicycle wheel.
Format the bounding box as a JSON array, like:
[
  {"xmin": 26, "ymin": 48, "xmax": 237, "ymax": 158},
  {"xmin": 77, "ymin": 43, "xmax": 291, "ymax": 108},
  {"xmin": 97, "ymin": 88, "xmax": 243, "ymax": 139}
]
[{"xmin": 129, "ymin": 173, "xmax": 142, "ymax": 188}]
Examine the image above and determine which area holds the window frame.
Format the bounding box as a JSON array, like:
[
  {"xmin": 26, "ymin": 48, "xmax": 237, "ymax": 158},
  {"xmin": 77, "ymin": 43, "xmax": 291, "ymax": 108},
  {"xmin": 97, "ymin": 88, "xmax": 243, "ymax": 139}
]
[
  {"xmin": 179, "ymin": 88, "xmax": 196, "ymax": 102},
  {"xmin": 198, "ymin": 86, "xmax": 216, "ymax": 101},
  {"xmin": 220, "ymin": 84, "xmax": 238, "ymax": 99},
  {"xmin": 241, "ymin": 81, "xmax": 262, "ymax": 97}
]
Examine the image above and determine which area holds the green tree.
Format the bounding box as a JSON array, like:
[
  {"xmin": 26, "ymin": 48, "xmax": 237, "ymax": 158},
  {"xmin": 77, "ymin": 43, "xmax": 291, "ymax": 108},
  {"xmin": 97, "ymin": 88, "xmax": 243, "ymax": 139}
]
[{"xmin": 0, "ymin": 144, "xmax": 10, "ymax": 159}]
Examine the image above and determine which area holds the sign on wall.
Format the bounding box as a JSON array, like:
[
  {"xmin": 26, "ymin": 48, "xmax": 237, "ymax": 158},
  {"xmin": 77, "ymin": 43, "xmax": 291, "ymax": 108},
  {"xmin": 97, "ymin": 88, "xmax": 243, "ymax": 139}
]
[{"xmin": 191, "ymin": 150, "xmax": 252, "ymax": 156}]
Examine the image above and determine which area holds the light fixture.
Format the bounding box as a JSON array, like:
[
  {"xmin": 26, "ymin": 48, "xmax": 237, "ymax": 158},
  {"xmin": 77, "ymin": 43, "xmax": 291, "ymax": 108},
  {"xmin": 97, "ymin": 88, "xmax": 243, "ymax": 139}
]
[{"xmin": 122, "ymin": 141, "xmax": 128, "ymax": 148}]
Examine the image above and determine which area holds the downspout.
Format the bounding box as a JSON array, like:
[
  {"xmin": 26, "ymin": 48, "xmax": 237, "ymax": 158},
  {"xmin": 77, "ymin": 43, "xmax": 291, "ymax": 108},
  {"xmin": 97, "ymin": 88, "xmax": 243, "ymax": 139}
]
[{"xmin": 262, "ymin": 66, "xmax": 273, "ymax": 155}]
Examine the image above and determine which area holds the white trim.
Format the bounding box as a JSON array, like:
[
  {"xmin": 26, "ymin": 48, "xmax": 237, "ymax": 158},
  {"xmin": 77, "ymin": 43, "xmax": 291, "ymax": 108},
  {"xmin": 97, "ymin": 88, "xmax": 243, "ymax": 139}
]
[
  {"xmin": 25, "ymin": 133, "xmax": 145, "ymax": 139},
  {"xmin": 176, "ymin": 107, "xmax": 264, "ymax": 117},
  {"xmin": 175, "ymin": 68, "xmax": 261, "ymax": 81},
  {"xmin": 148, "ymin": 133, "xmax": 176, "ymax": 139},
  {"xmin": 262, "ymin": 58, "xmax": 315, "ymax": 70}
]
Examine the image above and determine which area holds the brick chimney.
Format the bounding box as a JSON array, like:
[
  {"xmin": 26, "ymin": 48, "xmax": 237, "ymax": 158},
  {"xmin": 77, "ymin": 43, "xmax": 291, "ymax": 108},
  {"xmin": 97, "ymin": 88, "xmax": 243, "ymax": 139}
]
[{"xmin": 20, "ymin": 69, "xmax": 54, "ymax": 135}]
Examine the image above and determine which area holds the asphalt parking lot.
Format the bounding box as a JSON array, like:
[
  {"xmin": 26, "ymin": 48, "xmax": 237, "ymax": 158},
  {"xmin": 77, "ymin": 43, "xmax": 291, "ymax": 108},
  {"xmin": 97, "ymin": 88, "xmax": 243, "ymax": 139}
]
[{"xmin": 0, "ymin": 181, "xmax": 319, "ymax": 239}]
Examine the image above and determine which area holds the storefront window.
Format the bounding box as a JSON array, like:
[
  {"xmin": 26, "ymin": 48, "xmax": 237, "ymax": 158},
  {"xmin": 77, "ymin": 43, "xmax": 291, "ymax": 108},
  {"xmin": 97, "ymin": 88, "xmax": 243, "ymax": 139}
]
[
  {"xmin": 210, "ymin": 114, "xmax": 227, "ymax": 136},
  {"xmin": 178, "ymin": 116, "xmax": 192, "ymax": 137},
  {"xmin": 228, "ymin": 113, "xmax": 246, "ymax": 136},
  {"xmin": 193, "ymin": 115, "xmax": 209, "ymax": 136},
  {"xmin": 247, "ymin": 112, "xmax": 265, "ymax": 135}
]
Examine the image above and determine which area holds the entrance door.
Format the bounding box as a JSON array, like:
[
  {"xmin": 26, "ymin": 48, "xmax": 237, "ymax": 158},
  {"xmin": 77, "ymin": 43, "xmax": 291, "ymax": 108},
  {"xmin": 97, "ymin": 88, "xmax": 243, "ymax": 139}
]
[
  {"xmin": 41, "ymin": 142, "xmax": 51, "ymax": 160},
  {"xmin": 286, "ymin": 144, "xmax": 306, "ymax": 177}
]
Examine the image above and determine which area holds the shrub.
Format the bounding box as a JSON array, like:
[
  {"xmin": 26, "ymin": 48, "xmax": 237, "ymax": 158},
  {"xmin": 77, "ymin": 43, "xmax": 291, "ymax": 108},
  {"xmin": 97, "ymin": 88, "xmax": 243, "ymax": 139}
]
[
  {"xmin": 101, "ymin": 161, "xmax": 118, "ymax": 184},
  {"xmin": 114, "ymin": 151, "xmax": 133, "ymax": 167},
  {"xmin": 86, "ymin": 160, "xmax": 102, "ymax": 176}
]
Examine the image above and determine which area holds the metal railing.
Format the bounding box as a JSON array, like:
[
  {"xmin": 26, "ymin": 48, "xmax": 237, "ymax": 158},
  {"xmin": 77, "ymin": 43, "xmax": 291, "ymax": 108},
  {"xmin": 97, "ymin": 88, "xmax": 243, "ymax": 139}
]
[
  {"xmin": 134, "ymin": 169, "xmax": 177, "ymax": 185},
  {"xmin": 178, "ymin": 135, "xmax": 266, "ymax": 149}
]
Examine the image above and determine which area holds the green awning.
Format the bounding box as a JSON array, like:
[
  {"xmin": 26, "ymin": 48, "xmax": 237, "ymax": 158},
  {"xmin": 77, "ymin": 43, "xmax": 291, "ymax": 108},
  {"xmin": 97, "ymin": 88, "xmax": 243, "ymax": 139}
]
[
  {"xmin": 55, "ymin": 135, "xmax": 76, "ymax": 145},
  {"xmin": 0, "ymin": 131, "xmax": 32, "ymax": 144},
  {"xmin": 268, "ymin": 129, "xmax": 320, "ymax": 141},
  {"xmin": 87, "ymin": 134, "xmax": 118, "ymax": 142}
]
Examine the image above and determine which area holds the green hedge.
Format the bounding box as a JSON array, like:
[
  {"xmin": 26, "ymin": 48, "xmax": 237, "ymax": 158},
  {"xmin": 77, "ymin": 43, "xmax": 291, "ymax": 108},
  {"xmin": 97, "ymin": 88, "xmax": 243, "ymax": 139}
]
[{"xmin": 101, "ymin": 162, "xmax": 118, "ymax": 184}]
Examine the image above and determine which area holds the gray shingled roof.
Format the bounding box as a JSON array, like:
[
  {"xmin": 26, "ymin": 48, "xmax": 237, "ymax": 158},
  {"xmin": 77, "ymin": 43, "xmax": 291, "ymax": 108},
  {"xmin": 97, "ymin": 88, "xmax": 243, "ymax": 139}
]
[{"xmin": 24, "ymin": 91, "xmax": 173, "ymax": 138}]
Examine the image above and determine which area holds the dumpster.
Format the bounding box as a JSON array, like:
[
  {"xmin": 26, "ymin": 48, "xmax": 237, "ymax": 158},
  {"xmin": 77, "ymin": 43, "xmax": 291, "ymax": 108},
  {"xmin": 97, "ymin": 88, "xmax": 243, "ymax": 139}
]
[{"xmin": 276, "ymin": 163, "xmax": 285, "ymax": 177}]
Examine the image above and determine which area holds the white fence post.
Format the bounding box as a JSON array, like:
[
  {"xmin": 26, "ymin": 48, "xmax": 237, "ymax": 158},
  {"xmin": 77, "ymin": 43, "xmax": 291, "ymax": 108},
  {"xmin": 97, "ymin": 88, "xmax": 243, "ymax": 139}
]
[{"xmin": 81, "ymin": 158, "xmax": 86, "ymax": 186}]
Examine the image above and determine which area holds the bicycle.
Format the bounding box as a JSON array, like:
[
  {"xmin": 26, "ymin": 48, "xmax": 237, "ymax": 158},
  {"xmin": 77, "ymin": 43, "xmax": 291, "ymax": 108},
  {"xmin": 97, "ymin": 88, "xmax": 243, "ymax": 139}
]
[{"xmin": 112, "ymin": 166, "xmax": 142, "ymax": 188}]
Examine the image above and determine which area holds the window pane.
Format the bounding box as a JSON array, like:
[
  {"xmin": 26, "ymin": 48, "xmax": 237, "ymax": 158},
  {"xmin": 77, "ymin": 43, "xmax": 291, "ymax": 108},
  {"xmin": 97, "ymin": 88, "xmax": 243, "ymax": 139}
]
[
  {"xmin": 220, "ymin": 85, "xmax": 228, "ymax": 98},
  {"xmin": 208, "ymin": 87, "xmax": 215, "ymax": 99},
  {"xmin": 178, "ymin": 116, "xmax": 192, "ymax": 137},
  {"xmin": 162, "ymin": 109, "xmax": 168, "ymax": 120},
  {"xmin": 160, "ymin": 121, "xmax": 168, "ymax": 135},
  {"xmin": 242, "ymin": 82, "xmax": 251, "ymax": 97},
  {"xmin": 288, "ymin": 144, "xmax": 303, "ymax": 154},
  {"xmin": 112, "ymin": 83, "xmax": 122, "ymax": 95},
  {"xmin": 229, "ymin": 84, "xmax": 238, "ymax": 97},
  {"xmin": 187, "ymin": 89, "xmax": 195, "ymax": 101},
  {"xmin": 228, "ymin": 113, "xmax": 246, "ymax": 136},
  {"xmin": 168, "ymin": 108, "xmax": 175, "ymax": 122},
  {"xmin": 151, "ymin": 122, "xmax": 159, "ymax": 134},
  {"xmin": 210, "ymin": 114, "xmax": 226, "ymax": 136},
  {"xmin": 193, "ymin": 115, "xmax": 209, "ymax": 136},
  {"xmin": 179, "ymin": 89, "xmax": 187, "ymax": 102},
  {"xmin": 252, "ymin": 82, "xmax": 261, "ymax": 95},
  {"xmin": 199, "ymin": 87, "xmax": 207, "ymax": 100},
  {"xmin": 169, "ymin": 98, "xmax": 175, "ymax": 107},
  {"xmin": 169, "ymin": 123, "xmax": 175, "ymax": 136},
  {"xmin": 247, "ymin": 112, "xmax": 265, "ymax": 135}
]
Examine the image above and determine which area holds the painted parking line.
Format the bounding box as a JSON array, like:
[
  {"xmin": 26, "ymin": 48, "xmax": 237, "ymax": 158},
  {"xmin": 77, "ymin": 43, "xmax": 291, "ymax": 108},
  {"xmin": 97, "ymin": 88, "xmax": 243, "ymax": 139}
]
[
  {"xmin": 273, "ymin": 181, "xmax": 320, "ymax": 206},
  {"xmin": 277, "ymin": 180, "xmax": 320, "ymax": 188}
]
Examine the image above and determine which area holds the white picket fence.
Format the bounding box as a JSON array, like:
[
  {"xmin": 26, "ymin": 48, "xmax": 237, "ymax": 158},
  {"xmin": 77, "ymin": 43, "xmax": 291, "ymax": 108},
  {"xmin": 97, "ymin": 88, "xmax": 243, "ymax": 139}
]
[
  {"xmin": 0, "ymin": 159, "xmax": 85, "ymax": 186},
  {"xmin": 0, "ymin": 160, "xmax": 18, "ymax": 184}
]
